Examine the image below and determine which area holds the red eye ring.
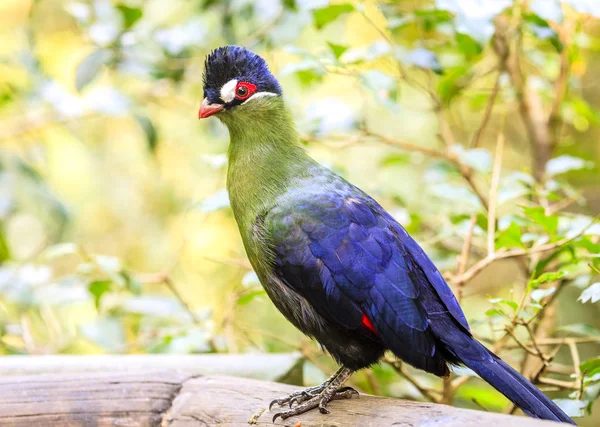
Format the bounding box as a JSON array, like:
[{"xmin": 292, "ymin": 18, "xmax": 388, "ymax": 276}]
[{"xmin": 235, "ymin": 82, "xmax": 257, "ymax": 100}]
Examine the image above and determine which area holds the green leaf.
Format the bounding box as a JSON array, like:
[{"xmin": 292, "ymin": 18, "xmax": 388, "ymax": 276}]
[
  {"xmin": 579, "ymin": 282, "xmax": 600, "ymax": 304},
  {"xmin": 282, "ymin": 0, "xmax": 297, "ymax": 11},
  {"xmin": 0, "ymin": 227, "xmax": 10, "ymax": 263},
  {"xmin": 552, "ymin": 399, "xmax": 588, "ymax": 417},
  {"xmin": 581, "ymin": 357, "xmax": 600, "ymax": 376},
  {"xmin": 326, "ymin": 42, "xmax": 348, "ymax": 59},
  {"xmin": 75, "ymin": 49, "xmax": 113, "ymax": 92},
  {"xmin": 88, "ymin": 280, "xmax": 112, "ymax": 310},
  {"xmin": 134, "ymin": 114, "xmax": 158, "ymax": 153},
  {"xmin": 530, "ymin": 287, "xmax": 555, "ymax": 302},
  {"xmin": 380, "ymin": 153, "xmax": 410, "ymax": 167},
  {"xmin": 313, "ymin": 4, "xmax": 354, "ymax": 30},
  {"xmin": 528, "ymin": 271, "xmax": 565, "ymax": 290},
  {"xmin": 280, "ymin": 60, "xmax": 326, "ymax": 86},
  {"xmin": 120, "ymin": 271, "xmax": 142, "ymax": 295},
  {"xmin": 522, "ymin": 206, "xmax": 558, "ymax": 235},
  {"xmin": 456, "ymin": 32, "xmax": 483, "ymax": 59},
  {"xmin": 545, "ymin": 155, "xmax": 593, "ymax": 176},
  {"xmin": 485, "ymin": 308, "xmax": 505, "ymax": 317},
  {"xmin": 496, "ymin": 222, "xmax": 524, "ymax": 249},
  {"xmin": 556, "ymin": 323, "xmax": 600, "ymax": 337},
  {"xmin": 489, "ymin": 297, "xmax": 518, "ymax": 311},
  {"xmin": 116, "ymin": 4, "xmax": 142, "ymax": 29},
  {"xmin": 42, "ymin": 243, "xmax": 78, "ymax": 259},
  {"xmin": 437, "ymin": 65, "xmax": 469, "ymax": 104},
  {"xmin": 414, "ymin": 8, "xmax": 453, "ymax": 31},
  {"xmin": 238, "ymin": 289, "xmax": 266, "ymax": 305}
]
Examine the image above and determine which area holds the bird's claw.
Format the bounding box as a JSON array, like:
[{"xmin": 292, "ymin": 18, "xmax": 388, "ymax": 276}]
[{"xmin": 270, "ymin": 386, "xmax": 359, "ymax": 422}]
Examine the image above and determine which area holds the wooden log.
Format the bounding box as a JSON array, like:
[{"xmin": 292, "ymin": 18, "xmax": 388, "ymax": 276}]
[
  {"xmin": 0, "ymin": 369, "xmax": 562, "ymax": 427},
  {"xmin": 0, "ymin": 353, "xmax": 303, "ymax": 384}
]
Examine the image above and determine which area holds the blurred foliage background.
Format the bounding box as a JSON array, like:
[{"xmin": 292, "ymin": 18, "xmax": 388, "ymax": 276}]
[{"xmin": 0, "ymin": 0, "xmax": 599, "ymax": 423}]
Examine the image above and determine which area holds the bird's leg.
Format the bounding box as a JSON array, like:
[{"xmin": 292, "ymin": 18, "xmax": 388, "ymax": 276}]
[
  {"xmin": 271, "ymin": 366, "xmax": 357, "ymax": 422},
  {"xmin": 269, "ymin": 365, "xmax": 345, "ymax": 410}
]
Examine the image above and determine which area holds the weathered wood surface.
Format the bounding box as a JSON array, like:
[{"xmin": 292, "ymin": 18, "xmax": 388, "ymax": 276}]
[
  {"xmin": 0, "ymin": 353, "xmax": 303, "ymax": 384},
  {"xmin": 0, "ymin": 369, "xmax": 563, "ymax": 427}
]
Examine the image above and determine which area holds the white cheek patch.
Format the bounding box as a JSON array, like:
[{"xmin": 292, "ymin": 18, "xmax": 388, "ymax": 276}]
[
  {"xmin": 220, "ymin": 79, "xmax": 238, "ymax": 103},
  {"xmin": 241, "ymin": 91, "xmax": 278, "ymax": 105}
]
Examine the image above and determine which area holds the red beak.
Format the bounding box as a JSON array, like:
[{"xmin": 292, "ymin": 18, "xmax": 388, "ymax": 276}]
[{"xmin": 198, "ymin": 98, "xmax": 224, "ymax": 119}]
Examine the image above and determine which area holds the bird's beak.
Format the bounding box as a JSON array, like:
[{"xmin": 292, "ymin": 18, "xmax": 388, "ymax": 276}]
[{"xmin": 198, "ymin": 98, "xmax": 224, "ymax": 119}]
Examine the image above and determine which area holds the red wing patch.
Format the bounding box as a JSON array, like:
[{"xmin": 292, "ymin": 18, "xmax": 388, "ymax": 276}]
[{"xmin": 361, "ymin": 313, "xmax": 376, "ymax": 334}]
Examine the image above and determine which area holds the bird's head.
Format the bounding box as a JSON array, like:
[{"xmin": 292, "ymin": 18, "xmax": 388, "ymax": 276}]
[{"xmin": 199, "ymin": 46, "xmax": 282, "ymax": 120}]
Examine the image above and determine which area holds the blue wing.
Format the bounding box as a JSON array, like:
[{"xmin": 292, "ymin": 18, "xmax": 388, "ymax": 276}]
[{"xmin": 264, "ymin": 186, "xmax": 469, "ymax": 374}]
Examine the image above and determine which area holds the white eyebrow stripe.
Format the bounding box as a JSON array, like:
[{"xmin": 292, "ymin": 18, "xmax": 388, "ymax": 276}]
[
  {"xmin": 220, "ymin": 79, "xmax": 238, "ymax": 103},
  {"xmin": 241, "ymin": 91, "xmax": 278, "ymax": 104}
]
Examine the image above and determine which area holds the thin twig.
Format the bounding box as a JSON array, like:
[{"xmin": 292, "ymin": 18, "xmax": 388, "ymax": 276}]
[
  {"xmin": 384, "ymin": 356, "xmax": 440, "ymax": 403},
  {"xmin": 487, "ymin": 132, "xmax": 504, "ymax": 256},
  {"xmin": 567, "ymin": 339, "xmax": 583, "ymax": 399},
  {"xmin": 470, "ymin": 72, "xmax": 502, "ymax": 148},
  {"xmin": 455, "ymin": 214, "xmax": 477, "ymax": 301}
]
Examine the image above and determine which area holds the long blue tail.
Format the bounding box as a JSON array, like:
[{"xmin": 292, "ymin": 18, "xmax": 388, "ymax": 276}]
[{"xmin": 452, "ymin": 338, "xmax": 575, "ymax": 424}]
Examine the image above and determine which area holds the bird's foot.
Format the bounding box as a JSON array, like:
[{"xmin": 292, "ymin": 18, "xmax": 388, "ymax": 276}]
[
  {"xmin": 270, "ymin": 366, "xmax": 357, "ymax": 422},
  {"xmin": 268, "ymin": 382, "xmax": 329, "ymax": 410},
  {"xmin": 271, "ymin": 386, "xmax": 358, "ymax": 422}
]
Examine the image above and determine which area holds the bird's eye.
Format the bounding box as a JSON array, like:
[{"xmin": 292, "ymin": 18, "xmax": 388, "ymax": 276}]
[{"xmin": 235, "ymin": 82, "xmax": 256, "ymax": 100}]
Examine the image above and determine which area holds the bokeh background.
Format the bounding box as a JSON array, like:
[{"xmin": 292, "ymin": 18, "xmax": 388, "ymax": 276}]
[{"xmin": 0, "ymin": 0, "xmax": 599, "ymax": 424}]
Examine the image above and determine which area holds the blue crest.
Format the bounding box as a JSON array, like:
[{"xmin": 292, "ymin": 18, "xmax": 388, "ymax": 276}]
[{"xmin": 203, "ymin": 46, "xmax": 282, "ymax": 106}]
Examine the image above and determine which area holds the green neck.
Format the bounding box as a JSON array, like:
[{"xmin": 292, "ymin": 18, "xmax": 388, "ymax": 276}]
[{"xmin": 222, "ymin": 96, "xmax": 315, "ymax": 231}]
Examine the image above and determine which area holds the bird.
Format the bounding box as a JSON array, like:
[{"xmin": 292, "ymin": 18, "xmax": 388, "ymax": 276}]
[{"xmin": 198, "ymin": 45, "xmax": 575, "ymax": 424}]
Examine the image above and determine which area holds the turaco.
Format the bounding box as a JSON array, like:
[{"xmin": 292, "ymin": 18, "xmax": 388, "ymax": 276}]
[{"xmin": 198, "ymin": 45, "xmax": 575, "ymax": 424}]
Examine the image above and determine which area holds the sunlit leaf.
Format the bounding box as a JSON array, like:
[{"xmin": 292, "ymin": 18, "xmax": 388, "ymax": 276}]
[
  {"xmin": 43, "ymin": 243, "xmax": 78, "ymax": 259},
  {"xmin": 546, "ymin": 155, "xmax": 593, "ymax": 176},
  {"xmin": 456, "ymin": 32, "xmax": 482, "ymax": 59},
  {"xmin": 282, "ymin": 0, "xmax": 297, "ymax": 11},
  {"xmin": 94, "ymin": 255, "xmax": 122, "ymax": 273},
  {"xmin": 489, "ymin": 297, "xmax": 518, "ymax": 311},
  {"xmin": 326, "ymin": 41, "xmax": 348, "ymax": 59},
  {"xmin": 553, "ymin": 399, "xmax": 588, "ymax": 417},
  {"xmin": 496, "ymin": 222, "xmax": 524, "ymax": 249},
  {"xmin": 581, "ymin": 357, "xmax": 600, "ymax": 375},
  {"xmin": 437, "ymin": 65, "xmax": 469, "ymax": 104},
  {"xmin": 134, "ymin": 114, "xmax": 158, "ymax": 153},
  {"xmin": 88, "ymin": 280, "xmax": 112, "ymax": 309},
  {"xmin": 312, "ymin": 4, "xmax": 354, "ymax": 30},
  {"xmin": 380, "ymin": 153, "xmax": 410, "ymax": 167},
  {"xmin": 528, "ymin": 271, "xmax": 565, "ymax": 290},
  {"xmin": 485, "ymin": 308, "xmax": 505, "ymax": 317},
  {"xmin": 238, "ymin": 289, "xmax": 266, "ymax": 305},
  {"xmin": 530, "ymin": 287, "xmax": 555, "ymax": 303},
  {"xmin": 116, "ymin": 4, "xmax": 142, "ymax": 29},
  {"xmin": 522, "ymin": 206, "xmax": 559, "ymax": 235},
  {"xmin": 556, "ymin": 323, "xmax": 600, "ymax": 337},
  {"xmin": 579, "ymin": 282, "xmax": 600, "ymax": 304},
  {"xmin": 75, "ymin": 49, "xmax": 113, "ymax": 92}
]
